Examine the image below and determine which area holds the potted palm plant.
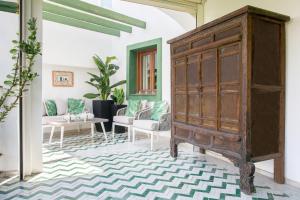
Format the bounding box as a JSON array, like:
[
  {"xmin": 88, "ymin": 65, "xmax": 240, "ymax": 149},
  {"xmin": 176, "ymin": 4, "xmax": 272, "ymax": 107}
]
[{"xmin": 84, "ymin": 55, "xmax": 126, "ymax": 131}]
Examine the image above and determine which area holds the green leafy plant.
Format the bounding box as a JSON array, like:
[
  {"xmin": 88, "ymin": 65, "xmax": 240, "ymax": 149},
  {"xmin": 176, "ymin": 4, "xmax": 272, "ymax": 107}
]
[
  {"xmin": 0, "ymin": 18, "xmax": 41, "ymax": 123},
  {"xmin": 111, "ymin": 88, "xmax": 125, "ymax": 105},
  {"xmin": 84, "ymin": 55, "xmax": 126, "ymax": 100}
]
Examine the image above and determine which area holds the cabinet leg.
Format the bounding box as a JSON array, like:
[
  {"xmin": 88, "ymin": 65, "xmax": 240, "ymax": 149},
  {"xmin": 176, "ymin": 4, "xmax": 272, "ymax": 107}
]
[
  {"xmin": 199, "ymin": 148, "xmax": 206, "ymax": 154},
  {"xmin": 170, "ymin": 139, "xmax": 178, "ymax": 158},
  {"xmin": 240, "ymin": 162, "xmax": 255, "ymax": 195},
  {"xmin": 274, "ymin": 156, "xmax": 285, "ymax": 183}
]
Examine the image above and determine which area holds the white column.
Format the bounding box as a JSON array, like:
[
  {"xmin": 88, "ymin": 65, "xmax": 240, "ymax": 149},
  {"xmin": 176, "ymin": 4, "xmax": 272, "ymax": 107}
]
[
  {"xmin": 22, "ymin": 0, "xmax": 43, "ymax": 176},
  {"xmin": 196, "ymin": 2, "xmax": 205, "ymax": 27}
]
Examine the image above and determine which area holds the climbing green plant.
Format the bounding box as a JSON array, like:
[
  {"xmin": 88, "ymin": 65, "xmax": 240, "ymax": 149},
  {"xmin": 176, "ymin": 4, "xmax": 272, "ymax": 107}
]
[{"xmin": 0, "ymin": 18, "xmax": 41, "ymax": 123}]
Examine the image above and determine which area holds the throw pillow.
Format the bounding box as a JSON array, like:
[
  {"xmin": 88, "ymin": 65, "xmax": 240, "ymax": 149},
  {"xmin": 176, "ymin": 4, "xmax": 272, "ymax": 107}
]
[
  {"xmin": 150, "ymin": 101, "xmax": 168, "ymax": 121},
  {"xmin": 125, "ymin": 100, "xmax": 141, "ymax": 117},
  {"xmin": 44, "ymin": 99, "xmax": 57, "ymax": 116},
  {"xmin": 67, "ymin": 98, "xmax": 85, "ymax": 114},
  {"xmin": 140, "ymin": 100, "xmax": 148, "ymax": 110},
  {"xmin": 56, "ymin": 98, "xmax": 67, "ymax": 115},
  {"xmin": 42, "ymin": 103, "xmax": 47, "ymax": 116}
]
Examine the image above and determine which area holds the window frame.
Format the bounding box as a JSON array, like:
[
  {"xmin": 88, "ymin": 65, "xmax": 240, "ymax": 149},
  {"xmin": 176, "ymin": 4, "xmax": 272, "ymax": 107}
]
[
  {"xmin": 136, "ymin": 48, "xmax": 157, "ymax": 95},
  {"xmin": 126, "ymin": 38, "xmax": 162, "ymax": 101}
]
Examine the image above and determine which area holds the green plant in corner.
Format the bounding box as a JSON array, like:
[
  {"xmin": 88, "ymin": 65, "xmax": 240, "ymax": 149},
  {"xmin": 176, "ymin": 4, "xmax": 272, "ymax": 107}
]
[
  {"xmin": 0, "ymin": 18, "xmax": 41, "ymax": 123},
  {"xmin": 111, "ymin": 88, "xmax": 125, "ymax": 105},
  {"xmin": 84, "ymin": 55, "xmax": 126, "ymax": 100}
]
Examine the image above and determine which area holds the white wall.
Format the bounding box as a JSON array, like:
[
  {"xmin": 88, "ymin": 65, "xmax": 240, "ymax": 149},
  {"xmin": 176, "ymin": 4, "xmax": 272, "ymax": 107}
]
[
  {"xmin": 42, "ymin": 64, "xmax": 98, "ymax": 112},
  {"xmin": 42, "ymin": 14, "xmax": 115, "ymax": 117},
  {"xmin": 203, "ymin": 0, "xmax": 300, "ymax": 185},
  {"xmin": 0, "ymin": 12, "xmax": 19, "ymax": 172},
  {"xmin": 42, "ymin": 0, "xmax": 196, "ymax": 105},
  {"xmin": 110, "ymin": 0, "xmax": 196, "ymax": 103},
  {"xmin": 41, "ymin": 0, "xmax": 195, "ymax": 113},
  {"xmin": 43, "ymin": 20, "xmax": 114, "ymax": 68}
]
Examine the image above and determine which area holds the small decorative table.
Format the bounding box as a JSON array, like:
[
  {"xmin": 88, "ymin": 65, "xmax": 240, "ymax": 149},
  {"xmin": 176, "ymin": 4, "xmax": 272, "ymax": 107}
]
[{"xmin": 47, "ymin": 117, "xmax": 109, "ymax": 148}]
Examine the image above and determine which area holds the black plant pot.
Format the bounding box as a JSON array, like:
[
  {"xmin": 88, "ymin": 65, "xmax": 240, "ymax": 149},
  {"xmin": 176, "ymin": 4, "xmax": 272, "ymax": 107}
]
[
  {"xmin": 93, "ymin": 100, "xmax": 114, "ymax": 132},
  {"xmin": 112, "ymin": 104, "xmax": 127, "ymax": 133}
]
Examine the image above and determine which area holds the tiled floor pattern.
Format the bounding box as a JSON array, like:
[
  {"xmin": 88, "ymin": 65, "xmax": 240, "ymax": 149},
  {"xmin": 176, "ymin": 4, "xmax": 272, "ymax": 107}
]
[{"xmin": 0, "ymin": 131, "xmax": 300, "ymax": 199}]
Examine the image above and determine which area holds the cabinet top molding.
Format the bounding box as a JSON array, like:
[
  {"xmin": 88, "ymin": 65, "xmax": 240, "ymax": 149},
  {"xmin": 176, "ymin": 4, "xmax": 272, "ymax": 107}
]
[{"xmin": 168, "ymin": 5, "xmax": 290, "ymax": 44}]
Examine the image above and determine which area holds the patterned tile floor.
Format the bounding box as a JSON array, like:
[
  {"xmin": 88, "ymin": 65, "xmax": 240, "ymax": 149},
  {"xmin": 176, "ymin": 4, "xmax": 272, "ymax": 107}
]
[{"xmin": 0, "ymin": 130, "xmax": 300, "ymax": 199}]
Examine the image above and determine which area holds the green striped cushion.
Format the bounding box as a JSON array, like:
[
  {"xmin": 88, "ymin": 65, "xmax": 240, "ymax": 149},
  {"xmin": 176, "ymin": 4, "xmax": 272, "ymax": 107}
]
[
  {"xmin": 125, "ymin": 100, "xmax": 141, "ymax": 117},
  {"xmin": 67, "ymin": 98, "xmax": 85, "ymax": 114},
  {"xmin": 44, "ymin": 100, "xmax": 57, "ymax": 116},
  {"xmin": 150, "ymin": 101, "xmax": 168, "ymax": 121}
]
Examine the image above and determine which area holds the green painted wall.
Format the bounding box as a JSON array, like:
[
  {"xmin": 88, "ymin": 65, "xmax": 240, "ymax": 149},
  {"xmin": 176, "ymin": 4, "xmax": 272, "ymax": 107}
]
[{"xmin": 126, "ymin": 38, "xmax": 162, "ymax": 101}]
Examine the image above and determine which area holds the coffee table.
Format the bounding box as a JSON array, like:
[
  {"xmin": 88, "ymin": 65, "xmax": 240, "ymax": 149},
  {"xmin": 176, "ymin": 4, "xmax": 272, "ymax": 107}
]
[{"xmin": 47, "ymin": 118, "xmax": 109, "ymax": 148}]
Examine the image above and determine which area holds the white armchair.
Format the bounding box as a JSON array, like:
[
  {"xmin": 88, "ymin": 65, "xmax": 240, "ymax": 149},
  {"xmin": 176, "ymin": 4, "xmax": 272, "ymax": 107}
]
[
  {"xmin": 112, "ymin": 107, "xmax": 135, "ymax": 141},
  {"xmin": 112, "ymin": 100, "xmax": 149, "ymax": 141},
  {"xmin": 132, "ymin": 102, "xmax": 171, "ymax": 150}
]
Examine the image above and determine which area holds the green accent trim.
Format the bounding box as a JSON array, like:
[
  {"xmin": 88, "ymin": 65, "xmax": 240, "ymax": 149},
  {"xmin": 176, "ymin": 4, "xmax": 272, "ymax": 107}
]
[
  {"xmin": 43, "ymin": 12, "xmax": 120, "ymax": 37},
  {"xmin": 43, "ymin": 2, "xmax": 132, "ymax": 33},
  {"xmin": 126, "ymin": 38, "xmax": 162, "ymax": 101},
  {"xmin": 49, "ymin": 0, "xmax": 146, "ymax": 29},
  {"xmin": 0, "ymin": 1, "xmax": 18, "ymax": 13}
]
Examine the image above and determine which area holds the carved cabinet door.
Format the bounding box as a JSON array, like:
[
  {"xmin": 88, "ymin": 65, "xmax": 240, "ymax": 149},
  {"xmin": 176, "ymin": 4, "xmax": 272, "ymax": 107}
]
[
  {"xmin": 200, "ymin": 49, "xmax": 217, "ymax": 129},
  {"xmin": 218, "ymin": 43, "xmax": 241, "ymax": 134},
  {"xmin": 187, "ymin": 54, "xmax": 201, "ymax": 126},
  {"xmin": 173, "ymin": 57, "xmax": 187, "ymax": 123}
]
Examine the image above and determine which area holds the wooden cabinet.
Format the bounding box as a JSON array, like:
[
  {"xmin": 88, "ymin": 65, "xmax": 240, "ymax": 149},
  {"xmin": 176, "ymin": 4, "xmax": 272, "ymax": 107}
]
[{"xmin": 168, "ymin": 6, "xmax": 290, "ymax": 194}]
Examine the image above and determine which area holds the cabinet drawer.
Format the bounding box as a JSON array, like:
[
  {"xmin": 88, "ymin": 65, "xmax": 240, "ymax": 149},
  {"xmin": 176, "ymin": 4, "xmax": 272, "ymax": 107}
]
[
  {"xmin": 193, "ymin": 132, "xmax": 211, "ymax": 146},
  {"xmin": 174, "ymin": 126, "xmax": 191, "ymax": 139},
  {"xmin": 215, "ymin": 25, "xmax": 242, "ymax": 41},
  {"xmin": 213, "ymin": 135, "xmax": 241, "ymax": 153},
  {"xmin": 173, "ymin": 43, "xmax": 189, "ymax": 54}
]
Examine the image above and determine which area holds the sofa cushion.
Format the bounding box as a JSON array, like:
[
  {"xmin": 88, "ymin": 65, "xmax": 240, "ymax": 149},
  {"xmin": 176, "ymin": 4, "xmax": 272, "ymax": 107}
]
[
  {"xmin": 147, "ymin": 101, "xmax": 155, "ymax": 109},
  {"xmin": 140, "ymin": 100, "xmax": 148, "ymax": 110},
  {"xmin": 44, "ymin": 99, "xmax": 57, "ymax": 116},
  {"xmin": 125, "ymin": 100, "xmax": 140, "ymax": 117},
  {"xmin": 150, "ymin": 101, "xmax": 168, "ymax": 121},
  {"xmin": 133, "ymin": 120, "xmax": 159, "ymax": 131},
  {"xmin": 42, "ymin": 115, "xmax": 65, "ymax": 125},
  {"xmin": 113, "ymin": 115, "xmax": 134, "ymax": 125},
  {"xmin": 67, "ymin": 98, "xmax": 85, "ymax": 114},
  {"xmin": 42, "ymin": 103, "xmax": 47, "ymax": 116},
  {"xmin": 63, "ymin": 113, "xmax": 94, "ymax": 121},
  {"xmin": 56, "ymin": 99, "xmax": 67, "ymax": 115}
]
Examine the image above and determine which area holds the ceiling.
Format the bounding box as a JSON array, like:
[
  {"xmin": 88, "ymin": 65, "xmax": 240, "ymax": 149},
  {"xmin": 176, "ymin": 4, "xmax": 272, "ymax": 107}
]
[
  {"xmin": 0, "ymin": 0, "xmax": 203, "ymax": 36},
  {"xmin": 0, "ymin": 0, "xmax": 147, "ymax": 37},
  {"xmin": 121, "ymin": 0, "xmax": 204, "ymax": 15}
]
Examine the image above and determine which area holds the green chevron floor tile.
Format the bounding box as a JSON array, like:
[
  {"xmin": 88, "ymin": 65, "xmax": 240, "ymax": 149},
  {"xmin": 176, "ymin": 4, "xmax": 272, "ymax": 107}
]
[{"xmin": 0, "ymin": 132, "xmax": 299, "ymax": 200}]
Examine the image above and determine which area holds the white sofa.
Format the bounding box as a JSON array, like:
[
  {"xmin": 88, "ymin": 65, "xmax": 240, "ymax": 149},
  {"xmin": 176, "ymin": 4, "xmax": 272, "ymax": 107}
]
[{"xmin": 42, "ymin": 98, "xmax": 93, "ymax": 131}]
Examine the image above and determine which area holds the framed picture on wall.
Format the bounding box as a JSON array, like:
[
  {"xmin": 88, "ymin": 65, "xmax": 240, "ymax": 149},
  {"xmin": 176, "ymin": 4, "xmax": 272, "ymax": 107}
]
[{"xmin": 52, "ymin": 71, "xmax": 74, "ymax": 87}]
